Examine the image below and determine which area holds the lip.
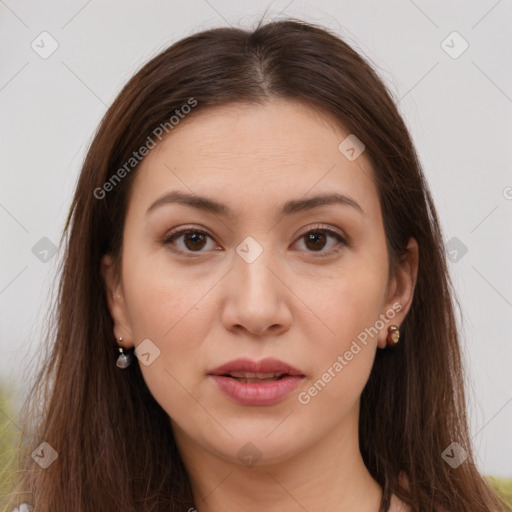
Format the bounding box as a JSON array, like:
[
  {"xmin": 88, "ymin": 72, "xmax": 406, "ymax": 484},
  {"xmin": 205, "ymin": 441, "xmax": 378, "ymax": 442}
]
[
  {"xmin": 208, "ymin": 357, "xmax": 304, "ymax": 377},
  {"xmin": 207, "ymin": 357, "xmax": 305, "ymax": 406}
]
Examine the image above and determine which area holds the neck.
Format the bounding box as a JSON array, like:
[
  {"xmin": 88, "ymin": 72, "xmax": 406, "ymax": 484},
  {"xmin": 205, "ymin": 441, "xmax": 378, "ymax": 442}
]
[{"xmin": 174, "ymin": 406, "xmax": 383, "ymax": 512}]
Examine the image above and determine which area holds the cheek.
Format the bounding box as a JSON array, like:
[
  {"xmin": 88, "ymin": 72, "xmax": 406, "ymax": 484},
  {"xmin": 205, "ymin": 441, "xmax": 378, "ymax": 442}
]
[
  {"xmin": 298, "ymin": 251, "xmax": 388, "ymax": 347},
  {"xmin": 120, "ymin": 252, "xmax": 218, "ymax": 424},
  {"xmin": 121, "ymin": 239, "xmax": 216, "ymax": 340},
  {"xmin": 292, "ymin": 253, "xmax": 388, "ymax": 408}
]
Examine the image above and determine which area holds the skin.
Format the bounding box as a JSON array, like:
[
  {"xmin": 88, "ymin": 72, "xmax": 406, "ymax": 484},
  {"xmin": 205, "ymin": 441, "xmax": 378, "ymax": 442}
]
[{"xmin": 102, "ymin": 99, "xmax": 418, "ymax": 512}]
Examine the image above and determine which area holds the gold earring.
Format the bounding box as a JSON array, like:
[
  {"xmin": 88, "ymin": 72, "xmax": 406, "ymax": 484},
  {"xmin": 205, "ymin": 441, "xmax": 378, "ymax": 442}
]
[{"xmin": 386, "ymin": 325, "xmax": 400, "ymax": 346}]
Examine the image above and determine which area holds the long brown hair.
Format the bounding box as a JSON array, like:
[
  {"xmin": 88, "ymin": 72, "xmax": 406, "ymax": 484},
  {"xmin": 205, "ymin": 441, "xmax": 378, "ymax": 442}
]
[{"xmin": 3, "ymin": 18, "xmax": 508, "ymax": 512}]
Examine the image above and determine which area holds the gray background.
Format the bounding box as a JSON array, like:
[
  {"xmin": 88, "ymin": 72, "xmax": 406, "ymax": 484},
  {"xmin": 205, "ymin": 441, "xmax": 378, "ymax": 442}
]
[{"xmin": 1, "ymin": 0, "xmax": 511, "ymax": 477}]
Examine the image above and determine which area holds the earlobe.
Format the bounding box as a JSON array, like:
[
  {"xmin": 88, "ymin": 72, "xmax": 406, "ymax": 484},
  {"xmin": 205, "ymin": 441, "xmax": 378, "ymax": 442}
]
[
  {"xmin": 100, "ymin": 254, "xmax": 134, "ymax": 348},
  {"xmin": 378, "ymin": 237, "xmax": 419, "ymax": 349}
]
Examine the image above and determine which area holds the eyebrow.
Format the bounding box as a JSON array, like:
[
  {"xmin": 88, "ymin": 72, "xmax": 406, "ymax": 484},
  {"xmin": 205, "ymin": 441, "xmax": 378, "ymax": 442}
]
[{"xmin": 146, "ymin": 190, "xmax": 365, "ymax": 218}]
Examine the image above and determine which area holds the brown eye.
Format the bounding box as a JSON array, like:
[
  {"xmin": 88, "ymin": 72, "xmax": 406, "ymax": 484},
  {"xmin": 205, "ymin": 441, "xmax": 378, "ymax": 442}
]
[
  {"xmin": 163, "ymin": 225, "xmax": 346, "ymax": 258},
  {"xmin": 304, "ymin": 231, "xmax": 328, "ymax": 251},
  {"xmin": 182, "ymin": 231, "xmax": 208, "ymax": 251},
  {"xmin": 296, "ymin": 227, "xmax": 347, "ymax": 256},
  {"xmin": 163, "ymin": 229, "xmax": 216, "ymax": 256}
]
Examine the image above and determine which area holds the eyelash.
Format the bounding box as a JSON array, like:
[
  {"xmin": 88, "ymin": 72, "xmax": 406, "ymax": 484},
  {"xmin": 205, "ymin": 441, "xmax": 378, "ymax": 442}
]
[{"xmin": 162, "ymin": 224, "xmax": 348, "ymax": 259}]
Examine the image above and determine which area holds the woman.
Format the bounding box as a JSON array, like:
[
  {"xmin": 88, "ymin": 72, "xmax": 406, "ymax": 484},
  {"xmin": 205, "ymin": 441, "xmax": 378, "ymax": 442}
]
[{"xmin": 3, "ymin": 18, "xmax": 508, "ymax": 512}]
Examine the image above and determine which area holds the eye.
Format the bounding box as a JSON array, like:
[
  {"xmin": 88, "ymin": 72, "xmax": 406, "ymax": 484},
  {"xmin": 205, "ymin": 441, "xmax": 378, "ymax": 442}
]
[
  {"xmin": 162, "ymin": 228, "xmax": 218, "ymax": 256},
  {"xmin": 162, "ymin": 224, "xmax": 347, "ymax": 258},
  {"xmin": 294, "ymin": 224, "xmax": 347, "ymax": 256}
]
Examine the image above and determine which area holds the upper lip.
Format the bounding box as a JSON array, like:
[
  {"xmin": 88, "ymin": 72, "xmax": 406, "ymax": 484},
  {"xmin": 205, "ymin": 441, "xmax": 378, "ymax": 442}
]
[{"xmin": 208, "ymin": 357, "xmax": 304, "ymax": 377}]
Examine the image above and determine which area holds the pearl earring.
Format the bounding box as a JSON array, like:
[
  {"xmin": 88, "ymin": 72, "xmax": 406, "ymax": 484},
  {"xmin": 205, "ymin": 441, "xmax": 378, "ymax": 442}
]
[{"xmin": 116, "ymin": 336, "xmax": 133, "ymax": 369}]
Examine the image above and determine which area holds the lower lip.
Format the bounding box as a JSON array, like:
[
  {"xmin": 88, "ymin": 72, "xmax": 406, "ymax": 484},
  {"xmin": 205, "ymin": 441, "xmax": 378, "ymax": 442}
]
[{"xmin": 209, "ymin": 375, "xmax": 304, "ymax": 406}]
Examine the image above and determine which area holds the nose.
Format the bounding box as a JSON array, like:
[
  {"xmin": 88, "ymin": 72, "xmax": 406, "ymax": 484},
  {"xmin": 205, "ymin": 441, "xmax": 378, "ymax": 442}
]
[{"xmin": 220, "ymin": 242, "xmax": 293, "ymax": 337}]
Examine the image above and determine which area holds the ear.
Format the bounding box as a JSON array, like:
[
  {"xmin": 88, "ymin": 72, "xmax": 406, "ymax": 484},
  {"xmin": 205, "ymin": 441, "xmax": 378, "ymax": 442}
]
[
  {"xmin": 377, "ymin": 237, "xmax": 419, "ymax": 349},
  {"xmin": 100, "ymin": 253, "xmax": 134, "ymax": 348}
]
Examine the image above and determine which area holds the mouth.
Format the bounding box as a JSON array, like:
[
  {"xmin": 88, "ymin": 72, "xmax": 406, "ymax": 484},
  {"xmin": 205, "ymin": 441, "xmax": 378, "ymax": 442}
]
[
  {"xmin": 207, "ymin": 358, "xmax": 305, "ymax": 406},
  {"xmin": 207, "ymin": 357, "xmax": 305, "ymax": 379},
  {"xmin": 219, "ymin": 371, "xmax": 289, "ymax": 383}
]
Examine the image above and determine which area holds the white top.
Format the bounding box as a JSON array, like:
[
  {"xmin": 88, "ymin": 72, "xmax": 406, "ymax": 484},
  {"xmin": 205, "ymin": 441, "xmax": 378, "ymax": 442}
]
[{"xmin": 11, "ymin": 504, "xmax": 33, "ymax": 512}]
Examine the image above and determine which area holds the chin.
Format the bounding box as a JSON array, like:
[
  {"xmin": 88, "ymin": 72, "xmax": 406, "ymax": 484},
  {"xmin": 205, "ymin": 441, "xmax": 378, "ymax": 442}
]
[{"xmin": 208, "ymin": 428, "xmax": 309, "ymax": 468}]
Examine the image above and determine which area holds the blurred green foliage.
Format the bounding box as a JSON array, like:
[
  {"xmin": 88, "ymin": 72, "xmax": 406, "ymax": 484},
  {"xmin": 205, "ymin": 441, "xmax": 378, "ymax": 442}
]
[
  {"xmin": 0, "ymin": 381, "xmax": 20, "ymax": 504},
  {"xmin": 487, "ymin": 476, "xmax": 512, "ymax": 510}
]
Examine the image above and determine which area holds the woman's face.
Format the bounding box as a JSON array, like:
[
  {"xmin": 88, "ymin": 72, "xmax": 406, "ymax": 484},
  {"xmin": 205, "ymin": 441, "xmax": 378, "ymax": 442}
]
[{"xmin": 102, "ymin": 99, "xmax": 417, "ymax": 467}]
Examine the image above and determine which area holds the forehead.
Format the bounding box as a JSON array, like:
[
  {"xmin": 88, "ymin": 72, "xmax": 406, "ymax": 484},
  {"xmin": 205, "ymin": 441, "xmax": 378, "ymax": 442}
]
[{"xmin": 129, "ymin": 99, "xmax": 379, "ymax": 220}]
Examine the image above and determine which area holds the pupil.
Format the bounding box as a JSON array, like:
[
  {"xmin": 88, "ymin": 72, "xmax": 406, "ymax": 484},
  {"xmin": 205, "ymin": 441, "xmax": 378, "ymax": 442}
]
[
  {"xmin": 305, "ymin": 231, "xmax": 326, "ymax": 251},
  {"xmin": 185, "ymin": 232, "xmax": 206, "ymax": 251}
]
